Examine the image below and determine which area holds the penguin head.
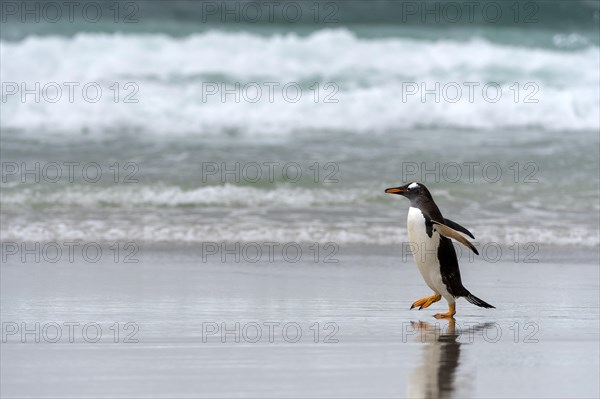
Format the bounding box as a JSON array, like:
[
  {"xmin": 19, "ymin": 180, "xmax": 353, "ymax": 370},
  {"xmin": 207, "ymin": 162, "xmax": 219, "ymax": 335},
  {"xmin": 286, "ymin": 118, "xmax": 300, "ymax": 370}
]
[{"xmin": 385, "ymin": 182, "xmax": 433, "ymax": 205}]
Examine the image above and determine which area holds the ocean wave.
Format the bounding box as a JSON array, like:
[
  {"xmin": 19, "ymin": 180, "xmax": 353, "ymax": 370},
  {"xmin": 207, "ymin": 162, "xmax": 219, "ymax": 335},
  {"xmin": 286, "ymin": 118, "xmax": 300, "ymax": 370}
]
[
  {"xmin": 4, "ymin": 29, "xmax": 598, "ymax": 82},
  {"xmin": 0, "ymin": 184, "xmax": 380, "ymax": 208},
  {"xmin": 2, "ymin": 183, "xmax": 597, "ymax": 212},
  {"xmin": 1, "ymin": 29, "xmax": 598, "ymax": 136},
  {"xmin": 1, "ymin": 216, "xmax": 597, "ymax": 248},
  {"xmin": 1, "ymin": 183, "xmax": 597, "ymax": 247}
]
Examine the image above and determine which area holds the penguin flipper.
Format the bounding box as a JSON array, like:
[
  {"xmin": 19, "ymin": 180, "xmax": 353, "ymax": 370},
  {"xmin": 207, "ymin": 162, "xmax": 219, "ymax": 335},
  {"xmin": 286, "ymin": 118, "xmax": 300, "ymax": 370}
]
[
  {"xmin": 431, "ymin": 221, "xmax": 479, "ymax": 255},
  {"xmin": 444, "ymin": 218, "xmax": 475, "ymax": 239}
]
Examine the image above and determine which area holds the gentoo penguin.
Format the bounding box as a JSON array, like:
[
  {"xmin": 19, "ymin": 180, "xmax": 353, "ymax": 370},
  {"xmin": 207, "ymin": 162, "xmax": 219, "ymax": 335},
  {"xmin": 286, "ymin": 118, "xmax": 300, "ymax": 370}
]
[{"xmin": 385, "ymin": 182, "xmax": 494, "ymax": 318}]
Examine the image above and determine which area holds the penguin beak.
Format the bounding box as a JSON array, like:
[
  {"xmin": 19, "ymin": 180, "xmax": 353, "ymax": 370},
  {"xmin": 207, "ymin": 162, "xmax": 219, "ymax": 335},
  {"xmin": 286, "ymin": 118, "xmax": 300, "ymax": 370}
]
[{"xmin": 385, "ymin": 187, "xmax": 405, "ymax": 195}]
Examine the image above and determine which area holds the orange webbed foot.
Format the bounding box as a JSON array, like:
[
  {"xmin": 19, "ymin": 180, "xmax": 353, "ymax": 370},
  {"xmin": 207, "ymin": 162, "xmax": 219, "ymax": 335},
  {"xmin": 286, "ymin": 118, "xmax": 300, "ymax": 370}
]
[
  {"xmin": 433, "ymin": 304, "xmax": 456, "ymax": 319},
  {"xmin": 410, "ymin": 294, "xmax": 442, "ymax": 310}
]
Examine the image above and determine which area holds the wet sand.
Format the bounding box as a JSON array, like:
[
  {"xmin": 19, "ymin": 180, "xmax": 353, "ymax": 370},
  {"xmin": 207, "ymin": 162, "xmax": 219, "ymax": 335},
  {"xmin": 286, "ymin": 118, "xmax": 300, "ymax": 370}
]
[{"xmin": 1, "ymin": 244, "xmax": 598, "ymax": 398}]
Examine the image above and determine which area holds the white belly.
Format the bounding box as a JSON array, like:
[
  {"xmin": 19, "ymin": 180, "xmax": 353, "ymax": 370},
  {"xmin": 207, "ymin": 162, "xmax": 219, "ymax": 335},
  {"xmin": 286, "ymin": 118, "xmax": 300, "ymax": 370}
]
[{"xmin": 407, "ymin": 207, "xmax": 452, "ymax": 301}]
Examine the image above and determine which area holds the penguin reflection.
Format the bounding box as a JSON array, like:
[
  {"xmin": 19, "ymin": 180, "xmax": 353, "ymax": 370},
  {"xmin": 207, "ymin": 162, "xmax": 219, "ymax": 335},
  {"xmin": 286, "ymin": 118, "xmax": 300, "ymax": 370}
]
[
  {"xmin": 407, "ymin": 319, "xmax": 460, "ymax": 399},
  {"xmin": 407, "ymin": 320, "xmax": 494, "ymax": 399}
]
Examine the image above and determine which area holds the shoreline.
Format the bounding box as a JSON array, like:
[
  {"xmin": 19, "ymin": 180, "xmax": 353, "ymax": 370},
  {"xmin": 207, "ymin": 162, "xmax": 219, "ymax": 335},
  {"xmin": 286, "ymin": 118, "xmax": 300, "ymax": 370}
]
[{"xmin": 2, "ymin": 244, "xmax": 599, "ymax": 397}]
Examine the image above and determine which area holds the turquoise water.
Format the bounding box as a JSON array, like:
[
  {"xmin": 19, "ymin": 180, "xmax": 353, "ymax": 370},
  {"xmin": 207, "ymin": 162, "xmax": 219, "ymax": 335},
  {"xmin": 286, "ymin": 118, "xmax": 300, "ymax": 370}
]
[{"xmin": 1, "ymin": 1, "xmax": 599, "ymax": 247}]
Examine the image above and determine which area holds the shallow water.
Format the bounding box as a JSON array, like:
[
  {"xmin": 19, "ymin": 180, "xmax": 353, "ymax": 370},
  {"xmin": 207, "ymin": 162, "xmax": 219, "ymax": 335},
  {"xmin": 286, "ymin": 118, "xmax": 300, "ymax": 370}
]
[{"xmin": 2, "ymin": 246, "xmax": 598, "ymax": 398}]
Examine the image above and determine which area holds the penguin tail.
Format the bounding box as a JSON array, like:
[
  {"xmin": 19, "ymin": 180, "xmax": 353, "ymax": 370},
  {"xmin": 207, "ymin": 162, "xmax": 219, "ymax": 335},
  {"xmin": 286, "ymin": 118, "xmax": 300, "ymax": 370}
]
[{"xmin": 464, "ymin": 292, "xmax": 495, "ymax": 309}]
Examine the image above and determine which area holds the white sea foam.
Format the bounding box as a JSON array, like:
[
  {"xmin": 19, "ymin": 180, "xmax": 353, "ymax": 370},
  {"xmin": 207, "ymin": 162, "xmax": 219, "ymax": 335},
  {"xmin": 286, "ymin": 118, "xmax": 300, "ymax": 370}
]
[
  {"xmin": 2, "ymin": 216, "xmax": 597, "ymax": 248},
  {"xmin": 0, "ymin": 184, "xmax": 379, "ymax": 207},
  {"xmin": 1, "ymin": 29, "xmax": 598, "ymax": 136},
  {"xmin": 1, "ymin": 184, "xmax": 597, "ymax": 247}
]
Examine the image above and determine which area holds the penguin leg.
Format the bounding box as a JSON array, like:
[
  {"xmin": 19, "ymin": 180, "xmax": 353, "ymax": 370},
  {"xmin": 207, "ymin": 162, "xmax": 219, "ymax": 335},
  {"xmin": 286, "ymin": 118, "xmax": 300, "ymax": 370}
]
[
  {"xmin": 433, "ymin": 303, "xmax": 456, "ymax": 319},
  {"xmin": 410, "ymin": 294, "xmax": 442, "ymax": 310}
]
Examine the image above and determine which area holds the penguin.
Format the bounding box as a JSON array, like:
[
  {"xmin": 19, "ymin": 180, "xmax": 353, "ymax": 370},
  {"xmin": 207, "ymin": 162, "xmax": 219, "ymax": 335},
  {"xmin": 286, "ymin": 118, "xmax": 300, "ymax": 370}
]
[{"xmin": 385, "ymin": 182, "xmax": 494, "ymax": 318}]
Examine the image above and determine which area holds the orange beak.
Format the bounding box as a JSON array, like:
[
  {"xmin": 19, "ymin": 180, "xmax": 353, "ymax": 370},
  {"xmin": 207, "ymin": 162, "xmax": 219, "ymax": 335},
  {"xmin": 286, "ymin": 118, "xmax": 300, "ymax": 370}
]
[{"xmin": 385, "ymin": 188, "xmax": 405, "ymax": 194}]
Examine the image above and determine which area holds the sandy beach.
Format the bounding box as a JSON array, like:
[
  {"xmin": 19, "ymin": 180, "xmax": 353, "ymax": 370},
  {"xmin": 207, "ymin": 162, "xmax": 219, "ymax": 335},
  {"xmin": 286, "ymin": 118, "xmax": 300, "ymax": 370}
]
[{"xmin": 2, "ymin": 244, "xmax": 598, "ymax": 398}]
